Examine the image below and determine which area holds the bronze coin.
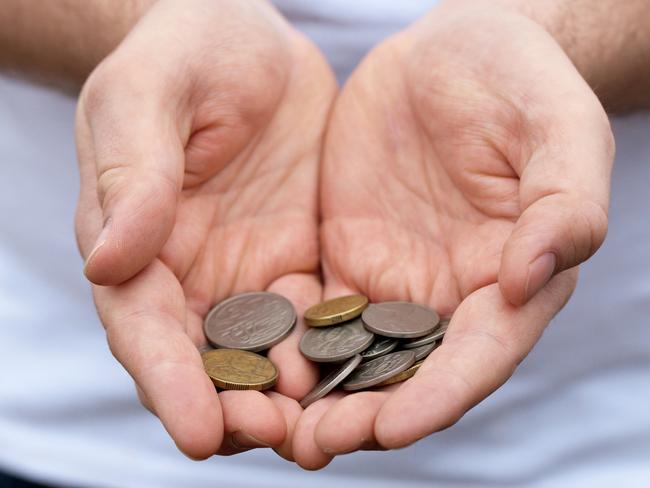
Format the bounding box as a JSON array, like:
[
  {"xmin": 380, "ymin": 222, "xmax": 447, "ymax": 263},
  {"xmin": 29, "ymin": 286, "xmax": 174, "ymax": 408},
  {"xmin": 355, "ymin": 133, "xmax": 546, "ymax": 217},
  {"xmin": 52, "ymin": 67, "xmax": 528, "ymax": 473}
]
[
  {"xmin": 203, "ymin": 292, "xmax": 296, "ymax": 352},
  {"xmin": 201, "ymin": 349, "xmax": 278, "ymax": 391},
  {"xmin": 299, "ymin": 355, "xmax": 362, "ymax": 408},
  {"xmin": 375, "ymin": 360, "xmax": 424, "ymax": 387},
  {"xmin": 304, "ymin": 295, "xmax": 369, "ymax": 327},
  {"xmin": 361, "ymin": 301, "xmax": 439, "ymax": 339},
  {"xmin": 342, "ymin": 350, "xmax": 416, "ymax": 391},
  {"xmin": 299, "ymin": 317, "xmax": 374, "ymax": 362}
]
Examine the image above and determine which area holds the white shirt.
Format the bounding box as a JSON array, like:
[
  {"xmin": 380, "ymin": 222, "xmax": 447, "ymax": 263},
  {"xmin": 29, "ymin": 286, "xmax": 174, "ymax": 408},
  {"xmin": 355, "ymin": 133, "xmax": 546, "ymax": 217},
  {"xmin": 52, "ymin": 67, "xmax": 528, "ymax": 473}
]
[{"xmin": 1, "ymin": 2, "xmax": 649, "ymax": 487}]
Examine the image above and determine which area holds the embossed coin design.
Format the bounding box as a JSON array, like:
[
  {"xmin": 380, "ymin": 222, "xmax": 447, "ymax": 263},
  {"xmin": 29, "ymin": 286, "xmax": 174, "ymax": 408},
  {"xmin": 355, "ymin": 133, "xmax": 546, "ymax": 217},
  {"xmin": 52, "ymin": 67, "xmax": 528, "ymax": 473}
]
[
  {"xmin": 204, "ymin": 292, "xmax": 296, "ymax": 352},
  {"xmin": 299, "ymin": 355, "xmax": 362, "ymax": 408},
  {"xmin": 342, "ymin": 350, "xmax": 416, "ymax": 391},
  {"xmin": 404, "ymin": 320, "xmax": 448, "ymax": 348},
  {"xmin": 362, "ymin": 301, "xmax": 439, "ymax": 338},
  {"xmin": 409, "ymin": 341, "xmax": 438, "ymax": 361},
  {"xmin": 300, "ymin": 317, "xmax": 374, "ymax": 362},
  {"xmin": 201, "ymin": 349, "xmax": 278, "ymax": 390},
  {"xmin": 375, "ymin": 360, "xmax": 424, "ymax": 387},
  {"xmin": 360, "ymin": 336, "xmax": 399, "ymax": 361},
  {"xmin": 304, "ymin": 295, "xmax": 369, "ymax": 327}
]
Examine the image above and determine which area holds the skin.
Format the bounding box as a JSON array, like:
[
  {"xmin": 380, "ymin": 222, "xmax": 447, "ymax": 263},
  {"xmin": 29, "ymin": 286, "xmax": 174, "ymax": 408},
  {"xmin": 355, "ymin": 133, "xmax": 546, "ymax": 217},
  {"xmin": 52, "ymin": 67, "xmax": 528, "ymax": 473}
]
[
  {"xmin": 1, "ymin": 0, "xmax": 649, "ymax": 470},
  {"xmin": 75, "ymin": 0, "xmax": 336, "ymax": 459},
  {"xmin": 292, "ymin": 5, "xmax": 614, "ymax": 469}
]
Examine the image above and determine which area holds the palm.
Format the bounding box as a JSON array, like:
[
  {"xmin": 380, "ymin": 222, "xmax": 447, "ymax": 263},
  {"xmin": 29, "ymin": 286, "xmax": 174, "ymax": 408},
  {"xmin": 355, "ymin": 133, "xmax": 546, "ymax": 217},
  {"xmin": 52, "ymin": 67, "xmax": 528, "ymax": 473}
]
[{"xmin": 322, "ymin": 32, "xmax": 521, "ymax": 313}]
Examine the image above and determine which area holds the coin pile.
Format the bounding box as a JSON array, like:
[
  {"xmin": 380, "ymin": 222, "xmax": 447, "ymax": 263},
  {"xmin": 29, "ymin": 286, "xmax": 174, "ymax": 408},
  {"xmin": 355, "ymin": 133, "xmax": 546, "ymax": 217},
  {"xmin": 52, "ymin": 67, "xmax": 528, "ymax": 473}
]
[
  {"xmin": 299, "ymin": 296, "xmax": 447, "ymax": 407},
  {"xmin": 200, "ymin": 292, "xmax": 296, "ymax": 391},
  {"xmin": 199, "ymin": 292, "xmax": 447, "ymax": 407}
]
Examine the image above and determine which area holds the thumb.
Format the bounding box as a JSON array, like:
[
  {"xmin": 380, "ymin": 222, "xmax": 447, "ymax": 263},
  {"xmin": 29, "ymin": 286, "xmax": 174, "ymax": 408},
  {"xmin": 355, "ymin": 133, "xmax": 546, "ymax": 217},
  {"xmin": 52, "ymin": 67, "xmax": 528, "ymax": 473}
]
[
  {"xmin": 499, "ymin": 105, "xmax": 614, "ymax": 306},
  {"xmin": 79, "ymin": 70, "xmax": 185, "ymax": 286}
]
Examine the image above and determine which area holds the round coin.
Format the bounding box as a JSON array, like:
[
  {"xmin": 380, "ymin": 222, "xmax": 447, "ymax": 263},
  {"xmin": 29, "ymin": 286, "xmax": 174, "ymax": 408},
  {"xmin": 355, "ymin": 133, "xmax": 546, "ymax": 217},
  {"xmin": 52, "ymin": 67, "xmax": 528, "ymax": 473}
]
[
  {"xmin": 408, "ymin": 340, "xmax": 438, "ymax": 361},
  {"xmin": 201, "ymin": 349, "xmax": 278, "ymax": 390},
  {"xmin": 360, "ymin": 336, "xmax": 399, "ymax": 361},
  {"xmin": 403, "ymin": 320, "xmax": 448, "ymax": 348},
  {"xmin": 300, "ymin": 317, "xmax": 374, "ymax": 362},
  {"xmin": 299, "ymin": 355, "xmax": 362, "ymax": 408},
  {"xmin": 342, "ymin": 350, "xmax": 416, "ymax": 391},
  {"xmin": 204, "ymin": 292, "xmax": 296, "ymax": 352},
  {"xmin": 304, "ymin": 295, "xmax": 369, "ymax": 327},
  {"xmin": 361, "ymin": 301, "xmax": 439, "ymax": 339},
  {"xmin": 375, "ymin": 360, "xmax": 424, "ymax": 387}
]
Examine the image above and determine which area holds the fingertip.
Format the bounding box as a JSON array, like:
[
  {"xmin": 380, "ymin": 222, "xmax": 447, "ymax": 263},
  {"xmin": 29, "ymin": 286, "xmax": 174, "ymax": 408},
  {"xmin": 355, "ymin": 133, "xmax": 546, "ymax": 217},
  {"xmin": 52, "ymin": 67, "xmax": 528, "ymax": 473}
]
[
  {"xmin": 292, "ymin": 396, "xmax": 341, "ymax": 470},
  {"xmin": 220, "ymin": 390, "xmax": 287, "ymax": 449},
  {"xmin": 314, "ymin": 392, "xmax": 386, "ymax": 454},
  {"xmin": 267, "ymin": 391, "xmax": 303, "ymax": 462}
]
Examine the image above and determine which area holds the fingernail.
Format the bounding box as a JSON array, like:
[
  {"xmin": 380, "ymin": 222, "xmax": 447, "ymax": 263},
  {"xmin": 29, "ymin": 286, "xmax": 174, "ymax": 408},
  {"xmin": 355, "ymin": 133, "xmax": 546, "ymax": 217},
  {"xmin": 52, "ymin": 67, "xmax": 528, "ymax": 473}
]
[
  {"xmin": 83, "ymin": 218, "xmax": 112, "ymax": 272},
  {"xmin": 231, "ymin": 432, "xmax": 272, "ymax": 449},
  {"xmin": 524, "ymin": 252, "xmax": 556, "ymax": 302}
]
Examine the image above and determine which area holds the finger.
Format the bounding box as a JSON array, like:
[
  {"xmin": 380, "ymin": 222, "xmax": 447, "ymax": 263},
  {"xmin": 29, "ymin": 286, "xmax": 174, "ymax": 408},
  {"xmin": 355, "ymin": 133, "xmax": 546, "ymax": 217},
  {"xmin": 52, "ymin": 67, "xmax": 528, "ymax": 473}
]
[
  {"xmin": 267, "ymin": 273, "xmax": 321, "ymax": 400},
  {"xmin": 375, "ymin": 270, "xmax": 577, "ymax": 449},
  {"xmin": 267, "ymin": 391, "xmax": 303, "ymax": 462},
  {"xmin": 94, "ymin": 259, "xmax": 223, "ymax": 459},
  {"xmin": 216, "ymin": 390, "xmax": 286, "ymax": 456},
  {"xmin": 292, "ymin": 393, "xmax": 342, "ymax": 470},
  {"xmin": 499, "ymin": 83, "xmax": 614, "ymax": 305},
  {"xmin": 78, "ymin": 61, "xmax": 185, "ymax": 286},
  {"xmin": 314, "ymin": 391, "xmax": 389, "ymax": 455}
]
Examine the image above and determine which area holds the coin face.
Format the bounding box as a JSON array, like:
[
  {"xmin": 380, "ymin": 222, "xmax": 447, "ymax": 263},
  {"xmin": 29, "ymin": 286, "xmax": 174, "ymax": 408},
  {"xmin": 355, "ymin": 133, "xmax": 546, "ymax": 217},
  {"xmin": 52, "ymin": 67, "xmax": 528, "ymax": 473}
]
[
  {"xmin": 375, "ymin": 360, "xmax": 424, "ymax": 387},
  {"xmin": 299, "ymin": 354, "xmax": 362, "ymax": 408},
  {"xmin": 342, "ymin": 350, "xmax": 416, "ymax": 391},
  {"xmin": 403, "ymin": 320, "xmax": 448, "ymax": 348},
  {"xmin": 360, "ymin": 336, "xmax": 399, "ymax": 361},
  {"xmin": 299, "ymin": 318, "xmax": 374, "ymax": 362},
  {"xmin": 204, "ymin": 292, "xmax": 296, "ymax": 352},
  {"xmin": 361, "ymin": 302, "xmax": 439, "ymax": 338},
  {"xmin": 201, "ymin": 349, "xmax": 278, "ymax": 390},
  {"xmin": 409, "ymin": 341, "xmax": 438, "ymax": 361},
  {"xmin": 304, "ymin": 295, "xmax": 369, "ymax": 327}
]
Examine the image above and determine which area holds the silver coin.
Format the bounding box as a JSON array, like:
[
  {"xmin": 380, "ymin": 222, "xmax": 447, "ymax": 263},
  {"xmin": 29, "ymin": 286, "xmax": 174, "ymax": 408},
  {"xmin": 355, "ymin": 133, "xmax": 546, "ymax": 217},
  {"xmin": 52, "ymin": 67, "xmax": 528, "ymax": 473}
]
[
  {"xmin": 299, "ymin": 355, "xmax": 362, "ymax": 408},
  {"xmin": 408, "ymin": 340, "xmax": 438, "ymax": 361},
  {"xmin": 403, "ymin": 321, "xmax": 448, "ymax": 348},
  {"xmin": 342, "ymin": 350, "xmax": 416, "ymax": 391},
  {"xmin": 204, "ymin": 292, "xmax": 296, "ymax": 352},
  {"xmin": 299, "ymin": 317, "xmax": 374, "ymax": 362},
  {"xmin": 360, "ymin": 336, "xmax": 399, "ymax": 361},
  {"xmin": 361, "ymin": 301, "xmax": 439, "ymax": 339}
]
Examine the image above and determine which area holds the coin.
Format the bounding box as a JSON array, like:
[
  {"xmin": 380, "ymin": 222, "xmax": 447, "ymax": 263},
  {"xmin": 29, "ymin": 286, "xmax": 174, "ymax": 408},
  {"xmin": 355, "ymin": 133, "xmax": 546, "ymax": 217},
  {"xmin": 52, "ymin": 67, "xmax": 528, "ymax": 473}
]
[
  {"xmin": 375, "ymin": 360, "xmax": 424, "ymax": 387},
  {"xmin": 409, "ymin": 340, "xmax": 438, "ymax": 361},
  {"xmin": 361, "ymin": 301, "xmax": 439, "ymax": 338},
  {"xmin": 299, "ymin": 355, "xmax": 362, "ymax": 408},
  {"xmin": 201, "ymin": 349, "xmax": 278, "ymax": 390},
  {"xmin": 403, "ymin": 320, "xmax": 448, "ymax": 348},
  {"xmin": 342, "ymin": 350, "xmax": 416, "ymax": 391},
  {"xmin": 299, "ymin": 317, "xmax": 374, "ymax": 362},
  {"xmin": 304, "ymin": 295, "xmax": 369, "ymax": 327},
  {"xmin": 204, "ymin": 292, "xmax": 296, "ymax": 352},
  {"xmin": 360, "ymin": 336, "xmax": 399, "ymax": 361}
]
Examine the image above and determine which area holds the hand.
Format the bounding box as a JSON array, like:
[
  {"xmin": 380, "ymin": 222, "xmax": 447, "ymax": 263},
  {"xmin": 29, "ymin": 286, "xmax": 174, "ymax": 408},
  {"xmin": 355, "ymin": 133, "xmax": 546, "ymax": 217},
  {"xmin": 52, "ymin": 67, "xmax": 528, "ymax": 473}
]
[
  {"xmin": 74, "ymin": 0, "xmax": 336, "ymax": 459},
  {"xmin": 293, "ymin": 4, "xmax": 614, "ymax": 468}
]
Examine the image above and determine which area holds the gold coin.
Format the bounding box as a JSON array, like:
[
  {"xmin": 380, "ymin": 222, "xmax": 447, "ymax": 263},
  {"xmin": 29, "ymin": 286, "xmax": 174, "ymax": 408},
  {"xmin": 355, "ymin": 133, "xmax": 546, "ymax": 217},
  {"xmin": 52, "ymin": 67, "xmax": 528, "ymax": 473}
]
[
  {"xmin": 201, "ymin": 349, "xmax": 278, "ymax": 391},
  {"xmin": 304, "ymin": 295, "xmax": 369, "ymax": 327},
  {"xmin": 375, "ymin": 360, "xmax": 424, "ymax": 387}
]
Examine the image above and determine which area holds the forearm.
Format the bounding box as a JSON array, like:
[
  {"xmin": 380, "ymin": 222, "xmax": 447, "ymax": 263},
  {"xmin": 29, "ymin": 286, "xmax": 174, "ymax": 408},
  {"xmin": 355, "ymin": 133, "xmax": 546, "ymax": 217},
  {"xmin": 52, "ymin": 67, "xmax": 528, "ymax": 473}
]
[
  {"xmin": 0, "ymin": 0, "xmax": 155, "ymax": 91},
  {"xmin": 443, "ymin": 0, "xmax": 650, "ymax": 112}
]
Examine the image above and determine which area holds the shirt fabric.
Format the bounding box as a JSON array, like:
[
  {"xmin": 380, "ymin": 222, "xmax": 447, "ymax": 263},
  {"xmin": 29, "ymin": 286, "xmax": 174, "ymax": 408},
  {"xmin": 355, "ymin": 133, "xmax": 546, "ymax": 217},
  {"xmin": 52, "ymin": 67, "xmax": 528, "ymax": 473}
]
[{"xmin": 1, "ymin": 2, "xmax": 649, "ymax": 487}]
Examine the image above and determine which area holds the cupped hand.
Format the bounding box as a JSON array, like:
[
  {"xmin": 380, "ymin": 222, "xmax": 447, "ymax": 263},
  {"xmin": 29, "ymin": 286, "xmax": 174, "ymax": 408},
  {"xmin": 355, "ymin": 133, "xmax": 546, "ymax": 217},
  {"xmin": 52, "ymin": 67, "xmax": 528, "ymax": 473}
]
[
  {"xmin": 293, "ymin": 3, "xmax": 614, "ymax": 469},
  {"xmin": 74, "ymin": 0, "xmax": 336, "ymax": 459}
]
